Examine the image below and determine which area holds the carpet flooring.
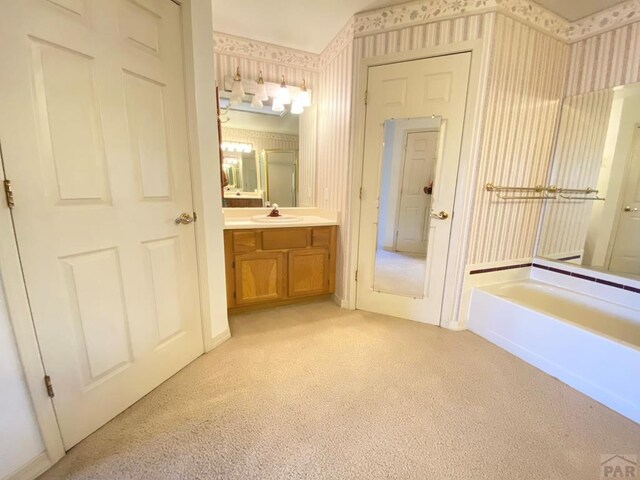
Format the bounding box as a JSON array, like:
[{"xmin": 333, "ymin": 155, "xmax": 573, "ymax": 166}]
[
  {"xmin": 40, "ymin": 300, "xmax": 640, "ymax": 479},
  {"xmin": 373, "ymin": 249, "xmax": 426, "ymax": 298}
]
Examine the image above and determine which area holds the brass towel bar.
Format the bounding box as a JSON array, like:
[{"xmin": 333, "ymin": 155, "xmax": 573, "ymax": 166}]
[{"xmin": 485, "ymin": 183, "xmax": 605, "ymax": 201}]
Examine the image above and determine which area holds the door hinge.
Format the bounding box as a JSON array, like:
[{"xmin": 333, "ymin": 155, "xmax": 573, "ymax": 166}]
[
  {"xmin": 355, "ymin": 270, "xmax": 359, "ymax": 282},
  {"xmin": 193, "ymin": 211, "xmax": 198, "ymax": 222},
  {"xmin": 44, "ymin": 375, "xmax": 54, "ymax": 398},
  {"xmin": 232, "ymin": 260, "xmax": 235, "ymax": 268},
  {"xmin": 4, "ymin": 180, "xmax": 14, "ymax": 209},
  {"xmin": 364, "ymin": 90, "xmax": 368, "ymax": 105},
  {"xmin": 359, "ymin": 187, "xmax": 363, "ymax": 200}
]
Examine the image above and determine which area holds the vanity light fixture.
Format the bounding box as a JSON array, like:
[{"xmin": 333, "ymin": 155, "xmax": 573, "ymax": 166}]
[
  {"xmin": 297, "ymin": 79, "xmax": 311, "ymax": 107},
  {"xmin": 229, "ymin": 67, "xmax": 244, "ymax": 105},
  {"xmin": 251, "ymin": 95, "xmax": 263, "ymax": 109},
  {"xmin": 255, "ymin": 71, "xmax": 268, "ymax": 101},
  {"xmin": 221, "ymin": 142, "xmax": 253, "ymax": 153},
  {"xmin": 272, "ymin": 97, "xmax": 285, "ymax": 113},
  {"xmin": 291, "ymin": 99, "xmax": 303, "ymax": 115},
  {"xmin": 277, "ymin": 75, "xmax": 291, "ymax": 105}
]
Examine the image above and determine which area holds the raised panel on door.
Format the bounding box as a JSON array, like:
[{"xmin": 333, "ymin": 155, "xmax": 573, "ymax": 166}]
[
  {"xmin": 235, "ymin": 251, "xmax": 285, "ymax": 305},
  {"xmin": 142, "ymin": 237, "xmax": 184, "ymax": 345},
  {"xmin": 30, "ymin": 37, "xmax": 111, "ymax": 205},
  {"xmin": 60, "ymin": 248, "xmax": 133, "ymax": 383},
  {"xmin": 0, "ymin": 0, "xmax": 203, "ymax": 448},
  {"xmin": 288, "ymin": 249, "xmax": 329, "ymax": 297}
]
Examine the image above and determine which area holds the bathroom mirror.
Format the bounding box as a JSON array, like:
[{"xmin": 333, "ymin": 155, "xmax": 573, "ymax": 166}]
[
  {"xmin": 219, "ymin": 91, "xmax": 316, "ymax": 208},
  {"xmin": 373, "ymin": 117, "xmax": 442, "ymax": 297},
  {"xmin": 537, "ymin": 82, "xmax": 640, "ymax": 279}
]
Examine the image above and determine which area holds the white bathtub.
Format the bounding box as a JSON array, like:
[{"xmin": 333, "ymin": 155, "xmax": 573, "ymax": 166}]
[{"xmin": 468, "ymin": 280, "xmax": 640, "ymax": 423}]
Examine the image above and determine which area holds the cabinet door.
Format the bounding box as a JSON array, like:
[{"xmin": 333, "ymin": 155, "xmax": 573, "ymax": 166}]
[
  {"xmin": 288, "ymin": 248, "xmax": 330, "ymax": 297},
  {"xmin": 235, "ymin": 252, "xmax": 286, "ymax": 305}
]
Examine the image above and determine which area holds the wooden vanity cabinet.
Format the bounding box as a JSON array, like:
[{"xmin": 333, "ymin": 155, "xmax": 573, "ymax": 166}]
[{"xmin": 224, "ymin": 226, "xmax": 337, "ymax": 311}]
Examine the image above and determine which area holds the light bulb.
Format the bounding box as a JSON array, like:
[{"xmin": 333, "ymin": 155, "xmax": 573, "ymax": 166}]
[
  {"xmin": 255, "ymin": 71, "xmax": 268, "ymax": 101},
  {"xmin": 291, "ymin": 99, "xmax": 303, "ymax": 115},
  {"xmin": 272, "ymin": 97, "xmax": 285, "ymax": 112},
  {"xmin": 230, "ymin": 67, "xmax": 244, "ymax": 105},
  {"xmin": 298, "ymin": 79, "xmax": 311, "ymax": 107},
  {"xmin": 277, "ymin": 75, "xmax": 291, "ymax": 105}
]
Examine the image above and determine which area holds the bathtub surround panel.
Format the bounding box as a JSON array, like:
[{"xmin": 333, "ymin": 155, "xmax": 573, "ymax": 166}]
[
  {"xmin": 458, "ymin": 258, "xmax": 533, "ymax": 329},
  {"xmin": 531, "ymin": 259, "xmax": 640, "ymax": 311},
  {"xmin": 469, "ymin": 281, "xmax": 640, "ymax": 423}
]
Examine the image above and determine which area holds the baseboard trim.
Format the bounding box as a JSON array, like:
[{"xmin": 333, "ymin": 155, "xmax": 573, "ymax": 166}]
[
  {"xmin": 5, "ymin": 452, "xmax": 51, "ymax": 480},
  {"xmin": 207, "ymin": 328, "xmax": 231, "ymax": 351}
]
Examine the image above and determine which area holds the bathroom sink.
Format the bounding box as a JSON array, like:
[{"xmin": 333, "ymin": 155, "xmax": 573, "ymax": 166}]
[{"xmin": 250, "ymin": 214, "xmax": 304, "ymax": 224}]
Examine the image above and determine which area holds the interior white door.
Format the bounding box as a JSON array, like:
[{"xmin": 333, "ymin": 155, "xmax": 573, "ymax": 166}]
[
  {"xmin": 609, "ymin": 126, "xmax": 640, "ymax": 274},
  {"xmin": 0, "ymin": 0, "xmax": 203, "ymax": 448},
  {"xmin": 266, "ymin": 150, "xmax": 297, "ymax": 207},
  {"xmin": 395, "ymin": 130, "xmax": 438, "ymax": 254},
  {"xmin": 357, "ymin": 53, "xmax": 471, "ymax": 324}
]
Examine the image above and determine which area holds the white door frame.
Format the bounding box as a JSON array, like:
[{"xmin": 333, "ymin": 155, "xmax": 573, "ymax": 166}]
[
  {"xmin": 346, "ymin": 39, "xmax": 491, "ymax": 330},
  {"xmin": 0, "ymin": 0, "xmax": 228, "ymax": 470}
]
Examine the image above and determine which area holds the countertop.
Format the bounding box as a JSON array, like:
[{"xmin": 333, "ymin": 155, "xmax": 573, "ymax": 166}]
[{"xmin": 223, "ymin": 208, "xmax": 339, "ymax": 230}]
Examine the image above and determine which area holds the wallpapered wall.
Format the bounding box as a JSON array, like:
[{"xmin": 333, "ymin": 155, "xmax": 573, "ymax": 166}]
[
  {"xmin": 566, "ymin": 21, "xmax": 640, "ymax": 96},
  {"xmin": 466, "ymin": 14, "xmax": 567, "ymax": 265},
  {"xmin": 213, "ymin": 3, "xmax": 640, "ymax": 299}
]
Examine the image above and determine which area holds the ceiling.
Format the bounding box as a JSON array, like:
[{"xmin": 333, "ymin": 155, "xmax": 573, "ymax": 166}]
[
  {"xmin": 531, "ymin": 0, "xmax": 627, "ymax": 22},
  {"xmin": 212, "ymin": 0, "xmax": 629, "ymax": 53},
  {"xmin": 211, "ymin": 0, "xmax": 413, "ymax": 53}
]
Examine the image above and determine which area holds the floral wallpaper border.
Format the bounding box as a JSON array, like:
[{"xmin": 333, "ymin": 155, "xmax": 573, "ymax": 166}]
[
  {"xmin": 213, "ymin": 33, "xmax": 322, "ymax": 71},
  {"xmin": 565, "ymin": 0, "xmax": 640, "ymax": 42},
  {"xmin": 221, "ymin": 127, "xmax": 299, "ymax": 146},
  {"xmin": 213, "ymin": 0, "xmax": 640, "ymax": 71},
  {"xmin": 352, "ymin": 0, "xmax": 568, "ymax": 39}
]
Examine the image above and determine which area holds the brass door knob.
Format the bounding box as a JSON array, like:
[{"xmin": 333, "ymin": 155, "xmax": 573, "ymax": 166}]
[
  {"xmin": 430, "ymin": 211, "xmax": 449, "ymax": 220},
  {"xmin": 174, "ymin": 213, "xmax": 195, "ymax": 225}
]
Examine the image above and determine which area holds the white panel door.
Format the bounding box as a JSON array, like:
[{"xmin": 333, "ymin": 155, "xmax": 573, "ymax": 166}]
[
  {"xmin": 357, "ymin": 53, "xmax": 471, "ymax": 324},
  {"xmin": 0, "ymin": 0, "xmax": 203, "ymax": 448},
  {"xmin": 609, "ymin": 126, "xmax": 640, "ymax": 274},
  {"xmin": 266, "ymin": 151, "xmax": 297, "ymax": 207},
  {"xmin": 395, "ymin": 130, "xmax": 438, "ymax": 254}
]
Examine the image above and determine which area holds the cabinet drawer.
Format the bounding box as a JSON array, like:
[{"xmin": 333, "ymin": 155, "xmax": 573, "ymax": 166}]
[
  {"xmin": 262, "ymin": 228, "xmax": 308, "ymax": 250},
  {"xmin": 232, "ymin": 231, "xmax": 257, "ymax": 252},
  {"xmin": 312, "ymin": 227, "xmax": 332, "ymax": 246}
]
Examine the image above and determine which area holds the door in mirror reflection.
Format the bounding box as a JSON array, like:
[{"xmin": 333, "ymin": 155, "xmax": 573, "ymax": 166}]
[
  {"xmin": 609, "ymin": 126, "xmax": 640, "ymax": 274},
  {"xmin": 355, "ymin": 52, "xmax": 471, "ymax": 325},
  {"xmin": 260, "ymin": 150, "xmax": 297, "ymax": 207},
  {"xmin": 373, "ymin": 121, "xmax": 441, "ymax": 298}
]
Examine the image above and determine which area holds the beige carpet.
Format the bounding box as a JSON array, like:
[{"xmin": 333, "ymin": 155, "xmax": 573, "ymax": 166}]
[
  {"xmin": 373, "ymin": 249, "xmax": 426, "ymax": 297},
  {"xmin": 40, "ymin": 300, "xmax": 640, "ymax": 480}
]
